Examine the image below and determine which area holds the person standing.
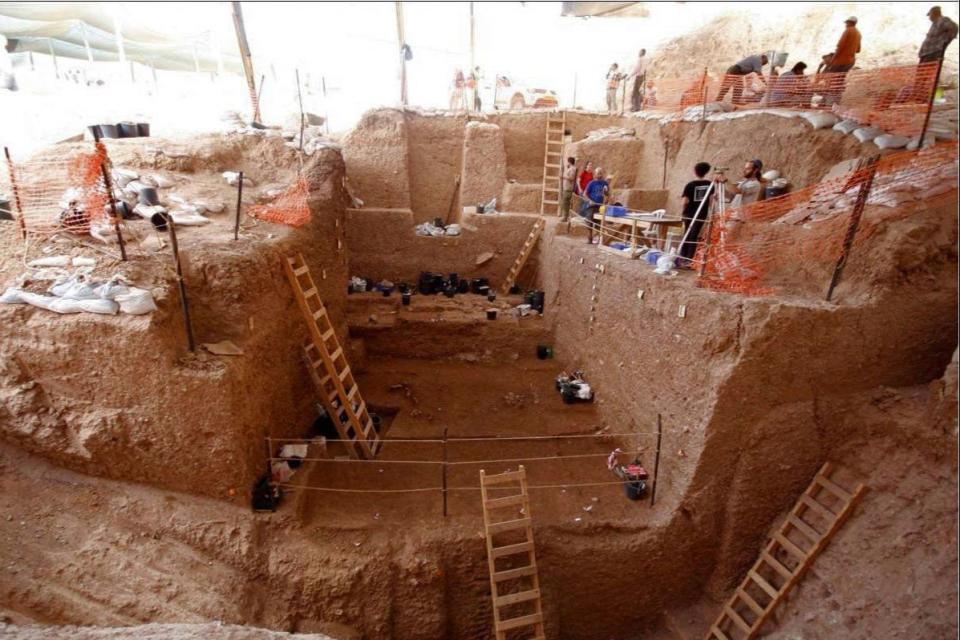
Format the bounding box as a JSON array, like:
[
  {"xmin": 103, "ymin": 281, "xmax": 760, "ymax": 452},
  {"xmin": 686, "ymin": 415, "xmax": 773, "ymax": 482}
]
[
  {"xmin": 576, "ymin": 160, "xmax": 594, "ymax": 198},
  {"xmin": 629, "ymin": 49, "xmax": 648, "ymax": 111},
  {"xmin": 581, "ymin": 168, "xmax": 609, "ymax": 243},
  {"xmin": 605, "ymin": 63, "xmax": 621, "ymax": 112},
  {"xmin": 715, "ymin": 54, "xmax": 768, "ymax": 104},
  {"xmin": 469, "ymin": 66, "xmax": 482, "ymax": 111},
  {"xmin": 826, "ymin": 16, "xmax": 861, "ymax": 72},
  {"xmin": 560, "ymin": 157, "xmax": 577, "ymax": 222},
  {"xmin": 919, "ymin": 6, "xmax": 958, "ymax": 63},
  {"xmin": 721, "ymin": 159, "xmax": 767, "ymax": 210},
  {"xmin": 769, "ymin": 61, "xmax": 810, "ymax": 107},
  {"xmin": 678, "ymin": 162, "xmax": 712, "ymax": 266}
]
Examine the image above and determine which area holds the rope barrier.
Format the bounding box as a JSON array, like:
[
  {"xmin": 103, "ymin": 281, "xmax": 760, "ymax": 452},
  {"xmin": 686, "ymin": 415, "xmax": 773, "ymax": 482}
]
[
  {"xmin": 268, "ymin": 450, "xmax": 622, "ymax": 467},
  {"xmin": 279, "ymin": 478, "xmax": 649, "ymax": 494},
  {"xmin": 267, "ymin": 430, "xmax": 659, "ymax": 444}
]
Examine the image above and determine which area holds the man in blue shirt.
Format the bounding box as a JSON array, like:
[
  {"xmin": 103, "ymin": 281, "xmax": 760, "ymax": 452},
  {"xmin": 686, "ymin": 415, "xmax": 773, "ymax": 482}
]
[
  {"xmin": 580, "ymin": 168, "xmax": 610, "ymax": 243},
  {"xmin": 716, "ymin": 53, "xmax": 769, "ymax": 104}
]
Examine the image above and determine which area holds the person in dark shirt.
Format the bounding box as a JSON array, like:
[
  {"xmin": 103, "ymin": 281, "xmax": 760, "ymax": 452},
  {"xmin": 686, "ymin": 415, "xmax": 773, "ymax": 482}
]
[
  {"xmin": 678, "ymin": 162, "xmax": 712, "ymax": 267},
  {"xmin": 581, "ymin": 167, "xmax": 610, "ymax": 243}
]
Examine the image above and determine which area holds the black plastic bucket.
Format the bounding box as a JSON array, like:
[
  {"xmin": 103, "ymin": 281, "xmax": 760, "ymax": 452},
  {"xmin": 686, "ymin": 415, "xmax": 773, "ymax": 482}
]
[
  {"xmin": 486, "ymin": 308, "xmax": 497, "ymax": 320},
  {"xmin": 150, "ymin": 212, "xmax": 168, "ymax": 230},
  {"xmin": 136, "ymin": 122, "xmax": 151, "ymax": 137},
  {"xmin": 624, "ymin": 480, "xmax": 646, "ymax": 501},
  {"xmin": 487, "ymin": 292, "xmax": 496, "ymax": 303},
  {"xmin": 402, "ymin": 292, "xmax": 412, "ymax": 306},
  {"xmin": 457, "ymin": 279, "xmax": 470, "ymax": 294},
  {"xmin": 118, "ymin": 122, "xmax": 140, "ymax": 138},
  {"xmin": 98, "ymin": 124, "xmax": 119, "ymax": 139},
  {"xmin": 139, "ymin": 187, "xmax": 160, "ymax": 206}
]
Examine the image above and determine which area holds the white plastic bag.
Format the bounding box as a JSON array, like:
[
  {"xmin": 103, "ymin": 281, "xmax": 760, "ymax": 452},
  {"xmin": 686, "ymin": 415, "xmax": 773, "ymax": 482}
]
[
  {"xmin": 114, "ymin": 287, "xmax": 157, "ymax": 314},
  {"xmin": 801, "ymin": 111, "xmax": 838, "ymax": 130},
  {"xmin": 874, "ymin": 134, "xmax": 910, "ymax": 150}
]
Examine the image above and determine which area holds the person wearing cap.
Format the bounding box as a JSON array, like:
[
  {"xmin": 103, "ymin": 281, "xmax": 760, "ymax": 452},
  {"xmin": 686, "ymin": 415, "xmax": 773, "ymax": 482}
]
[
  {"xmin": 919, "ymin": 6, "xmax": 958, "ymax": 63},
  {"xmin": 716, "ymin": 53, "xmax": 768, "ymax": 104},
  {"xmin": 826, "ymin": 16, "xmax": 861, "ymax": 73}
]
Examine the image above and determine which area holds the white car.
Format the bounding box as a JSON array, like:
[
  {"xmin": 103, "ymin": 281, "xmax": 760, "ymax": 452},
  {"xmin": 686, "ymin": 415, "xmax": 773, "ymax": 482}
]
[{"xmin": 490, "ymin": 76, "xmax": 559, "ymax": 110}]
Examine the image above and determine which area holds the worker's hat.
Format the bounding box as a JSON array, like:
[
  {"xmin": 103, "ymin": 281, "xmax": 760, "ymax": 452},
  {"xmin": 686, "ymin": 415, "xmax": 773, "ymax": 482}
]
[{"xmin": 844, "ymin": 16, "xmax": 858, "ymax": 24}]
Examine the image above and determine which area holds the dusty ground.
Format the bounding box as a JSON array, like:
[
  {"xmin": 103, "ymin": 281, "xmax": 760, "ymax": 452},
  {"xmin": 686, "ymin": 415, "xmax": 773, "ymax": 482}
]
[{"xmin": 0, "ymin": 623, "xmax": 333, "ymax": 640}]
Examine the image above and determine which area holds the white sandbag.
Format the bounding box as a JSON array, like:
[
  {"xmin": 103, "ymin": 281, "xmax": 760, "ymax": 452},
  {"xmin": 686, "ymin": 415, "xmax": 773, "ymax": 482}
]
[
  {"xmin": 445, "ymin": 224, "xmax": 461, "ymax": 236},
  {"xmin": 149, "ymin": 174, "xmax": 174, "ymax": 188},
  {"xmin": 134, "ymin": 203, "xmax": 167, "ymax": 219},
  {"xmin": 761, "ymin": 170, "xmax": 781, "ymax": 181},
  {"xmin": 873, "ymin": 134, "xmax": 910, "ymax": 150},
  {"xmin": 138, "ymin": 175, "xmax": 158, "ymax": 187},
  {"xmin": 171, "ymin": 211, "xmax": 211, "ymax": 226},
  {"xmin": 11, "ymin": 289, "xmax": 118, "ymax": 314},
  {"xmin": 28, "ymin": 255, "xmax": 70, "ymax": 268},
  {"xmin": 852, "ymin": 127, "xmax": 882, "ymax": 143},
  {"xmin": 72, "ymin": 257, "xmax": 96, "ymax": 267},
  {"xmin": 114, "ymin": 287, "xmax": 157, "ymax": 314},
  {"xmin": 801, "ymin": 111, "xmax": 839, "ymax": 130},
  {"xmin": 194, "ymin": 200, "xmax": 224, "ymax": 214},
  {"xmin": 832, "ymin": 119, "xmax": 860, "ymax": 134},
  {"xmin": 123, "ymin": 180, "xmax": 148, "ymax": 196}
]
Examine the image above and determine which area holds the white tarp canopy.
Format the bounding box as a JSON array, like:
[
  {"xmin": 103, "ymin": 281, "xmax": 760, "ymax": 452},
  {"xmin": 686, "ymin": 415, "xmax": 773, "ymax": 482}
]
[
  {"xmin": 0, "ymin": 2, "xmax": 241, "ymax": 73},
  {"xmin": 560, "ymin": 2, "xmax": 652, "ymax": 18}
]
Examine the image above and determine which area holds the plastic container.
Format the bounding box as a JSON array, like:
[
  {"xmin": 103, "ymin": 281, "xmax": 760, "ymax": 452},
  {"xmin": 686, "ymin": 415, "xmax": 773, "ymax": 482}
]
[
  {"xmin": 536, "ymin": 344, "xmax": 553, "ymax": 359},
  {"xmin": 487, "ymin": 292, "xmax": 496, "ymax": 303},
  {"xmin": 486, "ymin": 308, "xmax": 498, "ymax": 320},
  {"xmin": 150, "ymin": 212, "xmax": 168, "ymax": 230},
  {"xmin": 136, "ymin": 122, "xmax": 150, "ymax": 137},
  {"xmin": 98, "ymin": 124, "xmax": 119, "ymax": 139},
  {"xmin": 117, "ymin": 122, "xmax": 140, "ymax": 138},
  {"xmin": 402, "ymin": 292, "xmax": 411, "ymax": 306},
  {"xmin": 478, "ymin": 285, "xmax": 490, "ymax": 296},
  {"xmin": 138, "ymin": 187, "xmax": 160, "ymax": 206}
]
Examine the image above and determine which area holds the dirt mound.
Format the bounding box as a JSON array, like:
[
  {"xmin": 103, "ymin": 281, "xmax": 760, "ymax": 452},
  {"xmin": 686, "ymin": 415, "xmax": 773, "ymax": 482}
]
[{"xmin": 649, "ymin": 3, "xmax": 959, "ymax": 81}]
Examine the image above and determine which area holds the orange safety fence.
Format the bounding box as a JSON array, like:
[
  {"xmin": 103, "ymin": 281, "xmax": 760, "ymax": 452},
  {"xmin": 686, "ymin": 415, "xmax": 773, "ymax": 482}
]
[
  {"xmin": 1, "ymin": 142, "xmax": 114, "ymax": 237},
  {"xmin": 642, "ymin": 62, "xmax": 941, "ymax": 137},
  {"xmin": 694, "ymin": 142, "xmax": 959, "ymax": 297},
  {"xmin": 249, "ymin": 178, "xmax": 311, "ymax": 227}
]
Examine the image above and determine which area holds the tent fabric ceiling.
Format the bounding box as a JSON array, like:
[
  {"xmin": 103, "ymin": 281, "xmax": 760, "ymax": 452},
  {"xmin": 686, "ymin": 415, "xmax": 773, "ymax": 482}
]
[
  {"xmin": 560, "ymin": 2, "xmax": 651, "ymax": 18},
  {"xmin": 0, "ymin": 2, "xmax": 241, "ymax": 73}
]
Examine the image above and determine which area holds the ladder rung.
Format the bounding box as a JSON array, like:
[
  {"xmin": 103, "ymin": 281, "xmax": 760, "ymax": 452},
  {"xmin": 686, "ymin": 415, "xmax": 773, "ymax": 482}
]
[
  {"xmin": 787, "ymin": 514, "xmax": 821, "ymax": 542},
  {"xmin": 799, "ymin": 494, "xmax": 835, "ymax": 519},
  {"xmin": 723, "ymin": 605, "xmax": 751, "ymax": 634},
  {"xmin": 545, "ymin": 163, "xmax": 561, "ymax": 169},
  {"xmin": 760, "ymin": 552, "xmax": 793, "ymax": 581},
  {"xmin": 339, "ymin": 366, "xmax": 352, "ymax": 381},
  {"xmin": 293, "ymin": 265, "xmax": 309, "ymax": 276},
  {"xmin": 498, "ymin": 612, "xmax": 542, "ymax": 631},
  {"xmin": 329, "ymin": 347, "xmax": 343, "ymax": 361},
  {"xmin": 546, "ymin": 140, "xmax": 563, "ymax": 145},
  {"xmin": 494, "ymin": 588, "xmax": 539, "ymax": 607},
  {"xmin": 709, "ymin": 625, "xmax": 731, "ymax": 640},
  {"xmin": 485, "ymin": 494, "xmax": 525, "ymax": 510},
  {"xmin": 542, "ymin": 200, "xmax": 559, "ymax": 205},
  {"xmin": 482, "ymin": 470, "xmax": 525, "ymax": 486},
  {"xmin": 312, "ymin": 308, "xmax": 326, "ymax": 320},
  {"xmin": 487, "ymin": 517, "xmax": 531, "ymax": 535},
  {"xmin": 302, "ymin": 287, "xmax": 317, "ymax": 298},
  {"xmin": 736, "ymin": 588, "xmax": 765, "ymax": 618},
  {"xmin": 347, "ymin": 386, "xmax": 359, "ymax": 402},
  {"xmin": 492, "ymin": 565, "xmax": 536, "ymax": 582},
  {"xmin": 491, "ymin": 540, "xmax": 533, "ymax": 558},
  {"xmin": 321, "ymin": 328, "xmax": 335, "ymax": 342},
  {"xmin": 815, "ymin": 475, "xmax": 852, "ymax": 502},
  {"xmin": 773, "ymin": 532, "xmax": 807, "ymax": 560},
  {"xmin": 748, "ymin": 570, "xmax": 780, "ymax": 600}
]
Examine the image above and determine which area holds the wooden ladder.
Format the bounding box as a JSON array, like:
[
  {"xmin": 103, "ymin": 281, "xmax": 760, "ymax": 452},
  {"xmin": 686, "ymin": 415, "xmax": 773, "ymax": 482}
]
[
  {"xmin": 480, "ymin": 465, "xmax": 546, "ymax": 640},
  {"xmin": 705, "ymin": 462, "xmax": 867, "ymax": 640},
  {"xmin": 540, "ymin": 111, "xmax": 566, "ymax": 216},
  {"xmin": 499, "ymin": 217, "xmax": 545, "ymax": 295},
  {"xmin": 284, "ymin": 253, "xmax": 381, "ymax": 460}
]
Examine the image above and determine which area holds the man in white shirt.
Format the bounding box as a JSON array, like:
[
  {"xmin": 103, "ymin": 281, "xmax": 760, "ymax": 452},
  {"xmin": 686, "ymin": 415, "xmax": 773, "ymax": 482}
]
[
  {"xmin": 629, "ymin": 49, "xmax": 648, "ymax": 111},
  {"xmin": 720, "ymin": 159, "xmax": 767, "ymax": 211}
]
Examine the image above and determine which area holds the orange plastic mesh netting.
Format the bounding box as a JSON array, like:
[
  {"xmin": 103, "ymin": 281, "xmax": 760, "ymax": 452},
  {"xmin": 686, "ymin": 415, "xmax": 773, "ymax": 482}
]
[
  {"xmin": 2, "ymin": 142, "xmax": 113, "ymax": 236},
  {"xmin": 693, "ymin": 143, "xmax": 958, "ymax": 297},
  {"xmin": 643, "ymin": 62, "xmax": 940, "ymax": 137},
  {"xmin": 249, "ymin": 178, "xmax": 311, "ymax": 227}
]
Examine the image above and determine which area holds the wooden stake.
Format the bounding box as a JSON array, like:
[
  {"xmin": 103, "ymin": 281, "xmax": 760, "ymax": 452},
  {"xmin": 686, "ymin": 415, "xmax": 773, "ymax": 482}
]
[
  {"xmin": 650, "ymin": 413, "xmax": 662, "ymax": 506},
  {"xmin": 825, "ymin": 156, "xmax": 879, "ymax": 301},
  {"xmin": 295, "ymin": 68, "xmax": 306, "ymax": 152},
  {"xmin": 90, "ymin": 130, "xmax": 127, "ymax": 261},
  {"xmin": 396, "ymin": 0, "xmax": 408, "ymax": 106},
  {"xmin": 918, "ymin": 50, "xmax": 946, "ymax": 148},
  {"xmin": 233, "ymin": 170, "xmax": 244, "ymax": 241},
  {"xmin": 166, "ymin": 215, "xmax": 196, "ymax": 352},
  {"xmin": 3, "ymin": 147, "xmax": 27, "ymax": 239}
]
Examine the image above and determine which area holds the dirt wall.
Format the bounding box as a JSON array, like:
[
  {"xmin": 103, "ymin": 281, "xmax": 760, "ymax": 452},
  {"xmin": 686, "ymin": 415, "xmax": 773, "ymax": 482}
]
[
  {"xmin": 459, "ymin": 122, "xmax": 507, "ymax": 209},
  {"xmin": 406, "ymin": 114, "xmax": 467, "ymax": 224},
  {"xmin": 0, "ymin": 137, "xmax": 351, "ymax": 501},
  {"xmin": 342, "ymin": 109, "xmax": 411, "ymax": 210},
  {"xmin": 344, "ymin": 209, "xmax": 539, "ymax": 288}
]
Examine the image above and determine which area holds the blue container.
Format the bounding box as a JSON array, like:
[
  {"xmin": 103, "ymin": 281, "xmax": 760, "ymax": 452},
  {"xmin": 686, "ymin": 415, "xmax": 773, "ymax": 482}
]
[
  {"xmin": 606, "ymin": 205, "xmax": 627, "ymax": 217},
  {"xmin": 645, "ymin": 250, "xmax": 662, "ymax": 265}
]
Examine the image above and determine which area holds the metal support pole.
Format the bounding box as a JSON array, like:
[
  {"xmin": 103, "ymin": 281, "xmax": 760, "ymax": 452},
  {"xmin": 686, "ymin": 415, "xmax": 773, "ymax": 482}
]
[
  {"xmin": 322, "ymin": 76, "xmax": 330, "ymax": 134},
  {"xmin": 80, "ymin": 22, "xmax": 94, "ymax": 64},
  {"xmin": 3, "ymin": 147, "xmax": 27, "ymax": 239},
  {"xmin": 233, "ymin": 171, "xmax": 244, "ymax": 240},
  {"xmin": 825, "ymin": 156, "xmax": 879, "ymax": 301},
  {"xmin": 700, "ymin": 66, "xmax": 708, "ymax": 122},
  {"xmin": 918, "ymin": 50, "xmax": 946, "ymax": 148},
  {"xmin": 165, "ymin": 214, "xmax": 196, "ymax": 352},
  {"xmin": 396, "ymin": 0, "xmax": 408, "ymax": 106},
  {"xmin": 91, "ymin": 130, "xmax": 127, "ymax": 261},
  {"xmin": 650, "ymin": 414, "xmax": 663, "ymax": 506},
  {"xmin": 295, "ymin": 68, "xmax": 305, "ymax": 152},
  {"xmin": 47, "ymin": 38, "xmax": 59, "ymax": 79},
  {"xmin": 231, "ymin": 1, "xmax": 261, "ymax": 122}
]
